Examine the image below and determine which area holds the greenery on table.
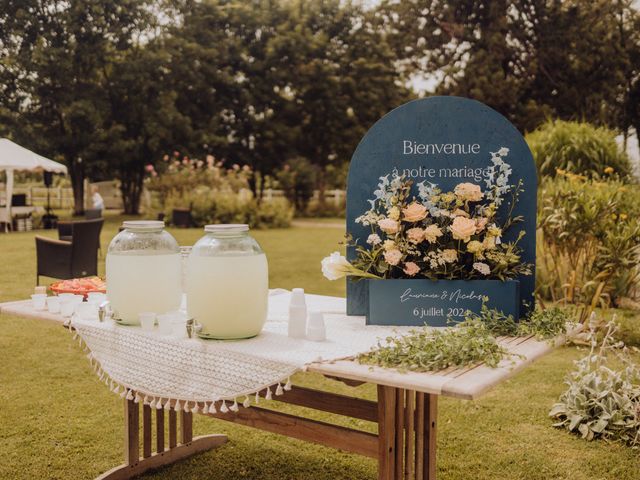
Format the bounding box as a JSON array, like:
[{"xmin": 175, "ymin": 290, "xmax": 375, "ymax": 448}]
[
  {"xmin": 357, "ymin": 306, "xmax": 570, "ymax": 374},
  {"xmin": 468, "ymin": 305, "xmax": 569, "ymax": 340},
  {"xmin": 550, "ymin": 321, "xmax": 640, "ymax": 447},
  {"xmin": 358, "ymin": 319, "xmax": 509, "ymax": 372}
]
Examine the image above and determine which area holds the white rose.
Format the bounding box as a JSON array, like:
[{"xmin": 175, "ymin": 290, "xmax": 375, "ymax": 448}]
[{"xmin": 321, "ymin": 252, "xmax": 352, "ymax": 281}]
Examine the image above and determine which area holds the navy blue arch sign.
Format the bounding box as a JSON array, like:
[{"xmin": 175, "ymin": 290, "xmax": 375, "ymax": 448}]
[{"xmin": 346, "ymin": 96, "xmax": 537, "ymax": 326}]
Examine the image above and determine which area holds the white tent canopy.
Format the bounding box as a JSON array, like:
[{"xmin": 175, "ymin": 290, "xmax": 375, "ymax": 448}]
[{"xmin": 0, "ymin": 138, "xmax": 68, "ymax": 230}]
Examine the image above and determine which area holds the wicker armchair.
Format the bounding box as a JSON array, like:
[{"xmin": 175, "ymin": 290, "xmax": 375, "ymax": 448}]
[{"xmin": 35, "ymin": 218, "xmax": 103, "ymax": 285}]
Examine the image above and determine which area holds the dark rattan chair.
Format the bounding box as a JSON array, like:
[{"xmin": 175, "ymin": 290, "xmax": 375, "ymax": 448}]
[
  {"xmin": 171, "ymin": 208, "xmax": 193, "ymax": 228},
  {"xmin": 35, "ymin": 218, "xmax": 104, "ymax": 285}
]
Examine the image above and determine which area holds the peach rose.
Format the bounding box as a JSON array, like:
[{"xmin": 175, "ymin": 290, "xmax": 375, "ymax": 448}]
[
  {"xmin": 450, "ymin": 216, "xmax": 477, "ymax": 242},
  {"xmin": 423, "ymin": 224, "xmax": 443, "ymax": 243},
  {"xmin": 384, "ymin": 249, "xmax": 403, "ymax": 266},
  {"xmin": 406, "ymin": 227, "xmax": 424, "ymax": 244},
  {"xmin": 454, "ymin": 183, "xmax": 484, "ymax": 202},
  {"xmin": 402, "ymin": 202, "xmax": 428, "ymax": 222},
  {"xmin": 403, "ymin": 262, "xmax": 420, "ymax": 277},
  {"xmin": 475, "ymin": 217, "xmax": 488, "ymax": 233},
  {"xmin": 378, "ymin": 218, "xmax": 399, "ymax": 234}
]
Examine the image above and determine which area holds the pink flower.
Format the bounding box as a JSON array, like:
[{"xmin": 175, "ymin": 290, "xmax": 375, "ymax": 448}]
[
  {"xmin": 406, "ymin": 227, "xmax": 424, "ymax": 244},
  {"xmin": 454, "ymin": 183, "xmax": 483, "ymax": 202},
  {"xmin": 378, "ymin": 218, "xmax": 399, "ymax": 234},
  {"xmin": 403, "ymin": 262, "xmax": 420, "ymax": 277},
  {"xmin": 144, "ymin": 164, "xmax": 155, "ymax": 173},
  {"xmin": 475, "ymin": 217, "xmax": 488, "ymax": 233},
  {"xmin": 450, "ymin": 216, "xmax": 477, "ymax": 242},
  {"xmin": 402, "ymin": 202, "xmax": 428, "ymax": 222},
  {"xmin": 384, "ymin": 249, "xmax": 403, "ymax": 266}
]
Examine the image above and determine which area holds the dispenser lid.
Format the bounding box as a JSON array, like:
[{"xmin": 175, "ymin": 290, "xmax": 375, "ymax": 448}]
[
  {"xmin": 204, "ymin": 224, "xmax": 249, "ymax": 233},
  {"xmin": 122, "ymin": 220, "xmax": 165, "ymax": 231}
]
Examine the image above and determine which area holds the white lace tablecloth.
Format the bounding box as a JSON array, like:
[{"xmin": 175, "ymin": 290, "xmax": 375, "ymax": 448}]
[{"xmin": 70, "ymin": 291, "xmax": 410, "ymax": 414}]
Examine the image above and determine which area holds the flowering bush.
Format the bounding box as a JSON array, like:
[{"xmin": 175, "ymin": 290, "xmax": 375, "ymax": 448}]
[
  {"xmin": 146, "ymin": 154, "xmax": 251, "ymax": 202},
  {"xmin": 322, "ymin": 148, "xmax": 532, "ymax": 281},
  {"xmin": 147, "ymin": 154, "xmax": 293, "ymax": 228}
]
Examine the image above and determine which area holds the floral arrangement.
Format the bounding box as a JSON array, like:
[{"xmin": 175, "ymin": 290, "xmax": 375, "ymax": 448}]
[{"xmin": 322, "ymin": 148, "xmax": 532, "ymax": 282}]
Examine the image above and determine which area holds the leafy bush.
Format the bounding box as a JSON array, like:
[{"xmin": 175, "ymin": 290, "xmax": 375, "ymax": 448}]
[
  {"xmin": 549, "ymin": 320, "xmax": 640, "ymax": 446},
  {"xmin": 526, "ymin": 120, "xmax": 632, "ymax": 178},
  {"xmin": 163, "ymin": 188, "xmax": 293, "ymax": 229},
  {"xmin": 147, "ymin": 155, "xmax": 293, "ymax": 228},
  {"xmin": 147, "ymin": 155, "xmax": 251, "ymax": 200},
  {"xmin": 537, "ymin": 173, "xmax": 640, "ymax": 310}
]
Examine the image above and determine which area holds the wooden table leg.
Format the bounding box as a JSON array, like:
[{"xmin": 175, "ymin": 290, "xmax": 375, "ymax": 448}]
[
  {"xmin": 95, "ymin": 397, "xmax": 227, "ymax": 480},
  {"xmin": 377, "ymin": 385, "xmax": 397, "ymax": 480},
  {"xmin": 415, "ymin": 392, "xmax": 437, "ymax": 480}
]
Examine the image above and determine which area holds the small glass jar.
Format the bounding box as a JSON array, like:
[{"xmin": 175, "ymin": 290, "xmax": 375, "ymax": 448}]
[
  {"xmin": 106, "ymin": 220, "xmax": 182, "ymax": 324},
  {"xmin": 186, "ymin": 224, "xmax": 269, "ymax": 339}
]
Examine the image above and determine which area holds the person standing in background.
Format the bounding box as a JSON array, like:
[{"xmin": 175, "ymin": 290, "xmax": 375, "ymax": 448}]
[{"xmin": 91, "ymin": 185, "xmax": 104, "ymax": 214}]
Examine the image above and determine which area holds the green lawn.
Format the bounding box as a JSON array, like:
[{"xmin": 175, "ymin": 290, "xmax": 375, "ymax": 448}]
[{"xmin": 1, "ymin": 216, "xmax": 639, "ymax": 479}]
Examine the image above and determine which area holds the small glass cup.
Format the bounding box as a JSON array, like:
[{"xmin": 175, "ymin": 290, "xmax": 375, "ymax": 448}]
[
  {"xmin": 60, "ymin": 296, "xmax": 83, "ymax": 317},
  {"xmin": 139, "ymin": 312, "xmax": 156, "ymax": 331},
  {"xmin": 31, "ymin": 294, "xmax": 47, "ymax": 310},
  {"xmin": 156, "ymin": 313, "xmax": 174, "ymax": 336},
  {"xmin": 87, "ymin": 292, "xmax": 107, "ymax": 305},
  {"xmin": 75, "ymin": 302, "xmax": 98, "ymax": 321},
  {"xmin": 47, "ymin": 296, "xmax": 61, "ymax": 314}
]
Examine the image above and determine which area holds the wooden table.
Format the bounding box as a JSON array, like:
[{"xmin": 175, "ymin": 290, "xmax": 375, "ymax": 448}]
[{"xmin": 0, "ymin": 299, "xmax": 562, "ymax": 480}]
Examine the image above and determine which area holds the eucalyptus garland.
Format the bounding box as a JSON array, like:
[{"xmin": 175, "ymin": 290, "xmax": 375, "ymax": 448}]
[
  {"xmin": 358, "ymin": 319, "xmax": 509, "ymax": 372},
  {"xmin": 358, "ymin": 307, "xmax": 569, "ymax": 373}
]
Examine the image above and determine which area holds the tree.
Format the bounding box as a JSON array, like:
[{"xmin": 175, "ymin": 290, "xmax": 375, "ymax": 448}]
[
  {"xmin": 376, "ymin": 0, "xmax": 638, "ymax": 133},
  {"xmin": 0, "ymin": 0, "xmax": 157, "ymax": 214}
]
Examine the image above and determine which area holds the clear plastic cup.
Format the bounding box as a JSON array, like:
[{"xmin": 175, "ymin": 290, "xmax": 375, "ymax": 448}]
[
  {"xmin": 75, "ymin": 302, "xmax": 98, "ymax": 321},
  {"xmin": 46, "ymin": 296, "xmax": 61, "ymax": 314},
  {"xmin": 156, "ymin": 313, "xmax": 174, "ymax": 336},
  {"xmin": 139, "ymin": 312, "xmax": 156, "ymax": 331},
  {"xmin": 60, "ymin": 296, "xmax": 82, "ymax": 317},
  {"xmin": 87, "ymin": 292, "xmax": 107, "ymax": 305},
  {"xmin": 31, "ymin": 294, "xmax": 47, "ymax": 310}
]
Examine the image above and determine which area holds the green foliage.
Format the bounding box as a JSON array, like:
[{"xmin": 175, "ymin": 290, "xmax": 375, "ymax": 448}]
[
  {"xmin": 163, "ymin": 189, "xmax": 292, "ymax": 230},
  {"xmin": 537, "ymin": 174, "xmax": 640, "ymax": 307},
  {"xmin": 358, "ymin": 319, "xmax": 509, "ymax": 372},
  {"xmin": 148, "ymin": 156, "xmax": 293, "ymax": 228},
  {"xmin": 463, "ymin": 305, "xmax": 569, "ymax": 340},
  {"xmin": 377, "ymin": 1, "xmax": 640, "ymax": 135},
  {"xmin": 519, "ymin": 307, "xmax": 570, "ymax": 340},
  {"xmin": 275, "ymin": 157, "xmax": 318, "ymax": 213},
  {"xmin": 549, "ymin": 320, "xmax": 640, "ymax": 447},
  {"xmin": 526, "ymin": 121, "xmax": 632, "ymax": 178}
]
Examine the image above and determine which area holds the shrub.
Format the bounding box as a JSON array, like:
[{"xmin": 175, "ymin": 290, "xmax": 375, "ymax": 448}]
[
  {"xmin": 147, "ymin": 155, "xmax": 293, "ymax": 229},
  {"xmin": 549, "ymin": 320, "xmax": 640, "ymax": 447},
  {"xmin": 537, "ymin": 173, "xmax": 640, "ymax": 311},
  {"xmin": 163, "ymin": 187, "xmax": 292, "ymax": 229},
  {"xmin": 526, "ymin": 120, "xmax": 632, "ymax": 179}
]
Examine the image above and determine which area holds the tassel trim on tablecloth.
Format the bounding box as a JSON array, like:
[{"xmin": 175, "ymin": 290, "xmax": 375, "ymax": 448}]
[{"xmin": 71, "ymin": 327, "xmax": 294, "ymax": 414}]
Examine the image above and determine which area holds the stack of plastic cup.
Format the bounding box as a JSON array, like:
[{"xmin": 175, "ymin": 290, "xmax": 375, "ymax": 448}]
[{"xmin": 46, "ymin": 296, "xmax": 61, "ymax": 314}]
